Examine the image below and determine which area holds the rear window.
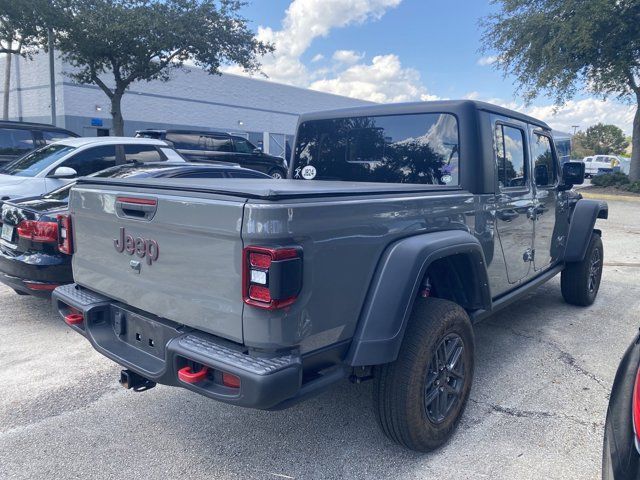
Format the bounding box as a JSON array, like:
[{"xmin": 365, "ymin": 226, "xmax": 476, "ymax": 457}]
[{"xmin": 292, "ymin": 113, "xmax": 459, "ymax": 185}]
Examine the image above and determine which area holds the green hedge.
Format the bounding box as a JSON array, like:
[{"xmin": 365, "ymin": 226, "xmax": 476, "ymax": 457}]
[{"xmin": 591, "ymin": 172, "xmax": 640, "ymax": 193}]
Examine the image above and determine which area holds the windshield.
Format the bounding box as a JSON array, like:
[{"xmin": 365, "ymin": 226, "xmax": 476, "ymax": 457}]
[{"xmin": 0, "ymin": 144, "xmax": 76, "ymax": 177}]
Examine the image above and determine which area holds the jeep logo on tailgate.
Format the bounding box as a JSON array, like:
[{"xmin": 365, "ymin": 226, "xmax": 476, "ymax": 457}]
[{"xmin": 114, "ymin": 227, "xmax": 159, "ymax": 265}]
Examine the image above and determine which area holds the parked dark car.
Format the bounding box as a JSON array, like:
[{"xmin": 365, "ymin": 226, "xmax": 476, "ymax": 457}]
[
  {"xmin": 135, "ymin": 129, "xmax": 288, "ymax": 178},
  {"xmin": 603, "ymin": 331, "xmax": 640, "ymax": 479},
  {"xmin": 0, "ymin": 162, "xmax": 269, "ymax": 296},
  {"xmin": 0, "ymin": 121, "xmax": 79, "ymax": 164}
]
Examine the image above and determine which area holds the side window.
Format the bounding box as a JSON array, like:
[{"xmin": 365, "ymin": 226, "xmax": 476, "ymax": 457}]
[
  {"xmin": 173, "ymin": 171, "xmax": 225, "ymax": 178},
  {"xmin": 233, "ymin": 138, "xmax": 256, "ymax": 154},
  {"xmin": 495, "ymin": 124, "xmax": 527, "ymax": 189},
  {"xmin": 59, "ymin": 145, "xmax": 117, "ymax": 176},
  {"xmin": 0, "ymin": 128, "xmax": 34, "ymax": 156},
  {"xmin": 532, "ymin": 134, "xmax": 557, "ymax": 187},
  {"xmin": 42, "ymin": 130, "xmax": 74, "ymax": 144},
  {"xmin": 165, "ymin": 133, "xmax": 201, "ymax": 150},
  {"xmin": 200, "ymin": 135, "xmax": 233, "ymax": 152},
  {"xmin": 123, "ymin": 144, "xmax": 163, "ymax": 163}
]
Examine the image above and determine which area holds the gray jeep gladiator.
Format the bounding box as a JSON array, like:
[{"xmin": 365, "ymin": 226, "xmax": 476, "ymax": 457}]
[{"xmin": 53, "ymin": 100, "xmax": 607, "ymax": 451}]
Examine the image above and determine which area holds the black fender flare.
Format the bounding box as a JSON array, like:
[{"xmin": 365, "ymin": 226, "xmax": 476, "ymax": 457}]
[
  {"xmin": 564, "ymin": 199, "xmax": 608, "ymax": 263},
  {"xmin": 346, "ymin": 230, "xmax": 491, "ymax": 367}
]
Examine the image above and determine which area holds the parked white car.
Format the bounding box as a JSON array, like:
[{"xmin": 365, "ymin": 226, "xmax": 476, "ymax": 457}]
[
  {"xmin": 0, "ymin": 137, "xmax": 184, "ymax": 200},
  {"xmin": 583, "ymin": 155, "xmax": 620, "ymax": 177}
]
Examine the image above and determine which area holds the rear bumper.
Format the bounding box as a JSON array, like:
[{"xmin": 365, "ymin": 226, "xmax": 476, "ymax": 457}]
[
  {"xmin": 52, "ymin": 283, "xmax": 306, "ymax": 409},
  {"xmin": 0, "ymin": 247, "xmax": 72, "ymax": 296}
]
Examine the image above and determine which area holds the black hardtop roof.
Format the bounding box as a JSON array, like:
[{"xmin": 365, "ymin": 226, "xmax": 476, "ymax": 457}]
[
  {"xmin": 298, "ymin": 99, "xmax": 551, "ymax": 130},
  {"xmin": 0, "ymin": 120, "xmax": 78, "ymax": 133}
]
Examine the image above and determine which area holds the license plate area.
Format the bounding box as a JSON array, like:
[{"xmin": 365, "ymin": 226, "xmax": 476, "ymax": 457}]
[
  {"xmin": 111, "ymin": 305, "xmax": 181, "ymax": 360},
  {"xmin": 1, "ymin": 223, "xmax": 14, "ymax": 242}
]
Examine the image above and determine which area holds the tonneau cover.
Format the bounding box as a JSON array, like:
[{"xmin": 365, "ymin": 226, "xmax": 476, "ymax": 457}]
[{"xmin": 75, "ymin": 178, "xmax": 461, "ymax": 201}]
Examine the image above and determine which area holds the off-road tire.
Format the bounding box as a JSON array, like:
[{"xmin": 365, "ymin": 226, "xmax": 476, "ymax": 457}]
[
  {"xmin": 373, "ymin": 297, "xmax": 474, "ymax": 452},
  {"xmin": 561, "ymin": 233, "xmax": 603, "ymax": 306}
]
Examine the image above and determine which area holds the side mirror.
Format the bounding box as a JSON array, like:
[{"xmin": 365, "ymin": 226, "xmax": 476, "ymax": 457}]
[
  {"xmin": 253, "ymin": 147, "xmax": 263, "ymax": 154},
  {"xmin": 51, "ymin": 166, "xmax": 78, "ymax": 179},
  {"xmin": 559, "ymin": 161, "xmax": 585, "ymax": 190}
]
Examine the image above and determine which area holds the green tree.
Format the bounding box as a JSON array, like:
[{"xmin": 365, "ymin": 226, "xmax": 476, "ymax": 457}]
[
  {"xmin": 0, "ymin": 0, "xmax": 53, "ymax": 119},
  {"xmin": 481, "ymin": 0, "xmax": 640, "ymax": 180},
  {"xmin": 54, "ymin": 0, "xmax": 273, "ymax": 135},
  {"xmin": 579, "ymin": 123, "xmax": 629, "ymax": 155},
  {"xmin": 570, "ymin": 131, "xmax": 594, "ymax": 159}
]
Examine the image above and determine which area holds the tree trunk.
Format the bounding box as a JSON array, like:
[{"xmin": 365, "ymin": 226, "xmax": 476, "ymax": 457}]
[
  {"xmin": 629, "ymin": 96, "xmax": 640, "ymax": 182},
  {"xmin": 3, "ymin": 52, "xmax": 12, "ymax": 120},
  {"xmin": 110, "ymin": 93, "xmax": 124, "ymax": 136}
]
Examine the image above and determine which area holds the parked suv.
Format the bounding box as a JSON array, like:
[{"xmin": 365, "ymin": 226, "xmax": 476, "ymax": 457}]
[
  {"xmin": 55, "ymin": 100, "xmax": 605, "ymax": 452},
  {"xmin": 0, "ymin": 121, "xmax": 78, "ymax": 164},
  {"xmin": 135, "ymin": 129, "xmax": 288, "ymax": 178},
  {"xmin": 0, "ymin": 137, "xmax": 184, "ymax": 200}
]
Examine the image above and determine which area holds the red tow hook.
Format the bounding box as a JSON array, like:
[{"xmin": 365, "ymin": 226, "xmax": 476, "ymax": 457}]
[
  {"xmin": 64, "ymin": 312, "xmax": 84, "ymax": 326},
  {"xmin": 178, "ymin": 366, "xmax": 209, "ymax": 384}
]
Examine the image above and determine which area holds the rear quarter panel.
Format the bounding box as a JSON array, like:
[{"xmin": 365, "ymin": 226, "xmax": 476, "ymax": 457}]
[{"xmin": 241, "ymin": 191, "xmax": 478, "ymax": 353}]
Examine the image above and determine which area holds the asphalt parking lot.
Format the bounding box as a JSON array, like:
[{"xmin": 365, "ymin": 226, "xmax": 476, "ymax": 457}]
[{"xmin": 1, "ymin": 198, "xmax": 639, "ymax": 480}]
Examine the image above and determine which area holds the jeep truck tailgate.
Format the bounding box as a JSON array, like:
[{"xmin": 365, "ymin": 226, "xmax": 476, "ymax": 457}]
[{"xmin": 69, "ymin": 182, "xmax": 246, "ymax": 342}]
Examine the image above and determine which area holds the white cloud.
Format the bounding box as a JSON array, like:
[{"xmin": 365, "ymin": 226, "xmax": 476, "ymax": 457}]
[
  {"xmin": 225, "ymin": 0, "xmax": 402, "ymax": 86},
  {"xmin": 527, "ymin": 99, "xmax": 636, "ymax": 135},
  {"xmin": 487, "ymin": 97, "xmax": 636, "ymax": 134},
  {"xmin": 477, "ymin": 55, "xmax": 497, "ymax": 67},
  {"xmin": 311, "ymin": 53, "xmax": 324, "ymax": 63},
  {"xmin": 310, "ymin": 54, "xmax": 438, "ymax": 103},
  {"xmin": 332, "ymin": 49, "xmax": 365, "ymax": 64}
]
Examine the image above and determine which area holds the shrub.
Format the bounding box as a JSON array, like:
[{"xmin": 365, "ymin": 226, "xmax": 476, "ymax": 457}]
[
  {"xmin": 591, "ymin": 172, "xmax": 630, "ymax": 187},
  {"xmin": 626, "ymin": 182, "xmax": 640, "ymax": 194}
]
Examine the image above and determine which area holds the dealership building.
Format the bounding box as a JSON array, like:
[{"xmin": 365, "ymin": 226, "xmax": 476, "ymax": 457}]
[{"xmin": 0, "ymin": 52, "xmax": 370, "ymax": 158}]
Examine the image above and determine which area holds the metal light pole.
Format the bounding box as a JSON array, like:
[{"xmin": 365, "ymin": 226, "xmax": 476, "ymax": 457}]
[
  {"xmin": 47, "ymin": 28, "xmax": 56, "ymax": 126},
  {"xmin": 571, "ymin": 125, "xmax": 579, "ymax": 135}
]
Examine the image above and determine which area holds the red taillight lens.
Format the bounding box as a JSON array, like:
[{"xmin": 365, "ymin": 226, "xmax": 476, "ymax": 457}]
[
  {"xmin": 248, "ymin": 285, "xmax": 271, "ymax": 303},
  {"xmin": 633, "ymin": 367, "xmax": 640, "ymax": 442},
  {"xmin": 250, "ymin": 252, "xmax": 272, "ymax": 269},
  {"xmin": 16, "ymin": 220, "xmax": 58, "ymax": 243},
  {"xmin": 57, "ymin": 214, "xmax": 73, "ymax": 254},
  {"xmin": 243, "ymin": 246, "xmax": 302, "ymax": 310}
]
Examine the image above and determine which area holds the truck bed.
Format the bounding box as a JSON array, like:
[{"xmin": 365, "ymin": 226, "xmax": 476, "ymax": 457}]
[{"xmin": 75, "ymin": 177, "xmax": 462, "ymax": 201}]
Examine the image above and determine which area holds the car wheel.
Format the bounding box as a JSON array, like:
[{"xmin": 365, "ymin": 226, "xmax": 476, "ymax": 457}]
[
  {"xmin": 561, "ymin": 233, "xmax": 603, "ymax": 306},
  {"xmin": 373, "ymin": 297, "xmax": 474, "ymax": 451},
  {"xmin": 269, "ymin": 169, "xmax": 286, "ymax": 179}
]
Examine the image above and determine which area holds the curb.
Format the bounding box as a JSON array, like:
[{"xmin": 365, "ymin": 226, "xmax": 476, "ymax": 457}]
[{"xmin": 580, "ymin": 191, "xmax": 640, "ymax": 202}]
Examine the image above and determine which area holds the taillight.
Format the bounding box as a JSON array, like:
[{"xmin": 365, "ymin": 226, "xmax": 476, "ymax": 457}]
[
  {"xmin": 16, "ymin": 220, "xmax": 58, "ymax": 243},
  {"xmin": 57, "ymin": 214, "xmax": 73, "ymax": 254},
  {"xmin": 242, "ymin": 246, "xmax": 302, "ymax": 310},
  {"xmin": 633, "ymin": 367, "xmax": 640, "ymax": 443}
]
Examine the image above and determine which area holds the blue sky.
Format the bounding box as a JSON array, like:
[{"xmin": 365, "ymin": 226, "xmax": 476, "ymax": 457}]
[{"xmin": 230, "ymin": 0, "xmax": 636, "ymax": 134}]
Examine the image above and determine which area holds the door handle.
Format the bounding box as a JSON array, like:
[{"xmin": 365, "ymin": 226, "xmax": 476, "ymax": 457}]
[{"xmin": 115, "ymin": 196, "xmax": 158, "ymax": 221}]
